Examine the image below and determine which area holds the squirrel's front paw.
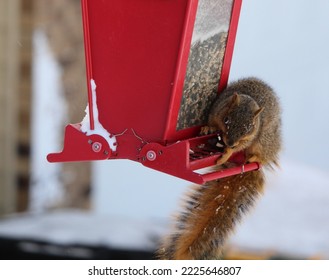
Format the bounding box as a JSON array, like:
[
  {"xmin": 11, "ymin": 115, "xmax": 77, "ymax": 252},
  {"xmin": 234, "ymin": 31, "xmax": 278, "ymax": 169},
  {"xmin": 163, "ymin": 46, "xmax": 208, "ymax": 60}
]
[
  {"xmin": 246, "ymin": 154, "xmax": 262, "ymax": 164},
  {"xmin": 216, "ymin": 148, "xmax": 234, "ymax": 165},
  {"xmin": 200, "ymin": 126, "xmax": 217, "ymax": 135},
  {"xmin": 216, "ymin": 155, "xmax": 229, "ymax": 165}
]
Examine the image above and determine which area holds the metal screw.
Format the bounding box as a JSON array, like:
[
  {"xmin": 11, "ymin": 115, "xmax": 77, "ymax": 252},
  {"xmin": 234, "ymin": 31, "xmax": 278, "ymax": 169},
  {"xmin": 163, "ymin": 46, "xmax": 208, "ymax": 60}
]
[
  {"xmin": 92, "ymin": 142, "xmax": 102, "ymax": 153},
  {"xmin": 146, "ymin": 150, "xmax": 157, "ymax": 161}
]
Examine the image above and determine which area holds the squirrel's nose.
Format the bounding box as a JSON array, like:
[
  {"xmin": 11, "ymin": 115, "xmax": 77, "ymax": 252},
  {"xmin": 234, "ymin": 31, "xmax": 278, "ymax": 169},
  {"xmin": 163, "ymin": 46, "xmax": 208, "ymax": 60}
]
[
  {"xmin": 223, "ymin": 136, "xmax": 236, "ymax": 148},
  {"xmin": 226, "ymin": 139, "xmax": 235, "ymax": 148}
]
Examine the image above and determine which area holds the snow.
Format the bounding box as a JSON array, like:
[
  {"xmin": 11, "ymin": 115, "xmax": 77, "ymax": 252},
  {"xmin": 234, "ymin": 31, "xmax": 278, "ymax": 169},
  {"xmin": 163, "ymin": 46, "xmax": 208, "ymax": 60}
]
[
  {"xmin": 0, "ymin": 209, "xmax": 164, "ymax": 251},
  {"xmin": 80, "ymin": 79, "xmax": 117, "ymax": 152},
  {"xmin": 1, "ymin": 159, "xmax": 329, "ymax": 257}
]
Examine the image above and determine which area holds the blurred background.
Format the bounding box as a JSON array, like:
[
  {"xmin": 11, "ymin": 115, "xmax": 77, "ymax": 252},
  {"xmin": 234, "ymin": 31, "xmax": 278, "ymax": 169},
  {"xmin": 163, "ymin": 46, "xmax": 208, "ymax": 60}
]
[{"xmin": 0, "ymin": 0, "xmax": 328, "ymax": 260}]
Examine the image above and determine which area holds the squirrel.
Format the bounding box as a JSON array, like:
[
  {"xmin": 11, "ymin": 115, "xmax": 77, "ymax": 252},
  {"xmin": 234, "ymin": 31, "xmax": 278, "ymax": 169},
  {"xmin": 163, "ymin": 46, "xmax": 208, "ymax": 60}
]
[{"xmin": 157, "ymin": 77, "xmax": 282, "ymax": 260}]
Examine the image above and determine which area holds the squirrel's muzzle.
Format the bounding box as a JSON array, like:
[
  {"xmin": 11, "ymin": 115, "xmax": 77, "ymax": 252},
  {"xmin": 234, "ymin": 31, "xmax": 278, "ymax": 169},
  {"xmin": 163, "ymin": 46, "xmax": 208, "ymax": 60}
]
[{"xmin": 223, "ymin": 136, "xmax": 239, "ymax": 149}]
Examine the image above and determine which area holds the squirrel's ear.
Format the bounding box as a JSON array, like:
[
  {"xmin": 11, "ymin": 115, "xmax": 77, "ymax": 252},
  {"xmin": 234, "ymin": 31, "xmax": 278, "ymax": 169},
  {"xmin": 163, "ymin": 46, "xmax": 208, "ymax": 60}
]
[
  {"xmin": 253, "ymin": 107, "xmax": 264, "ymax": 119},
  {"xmin": 232, "ymin": 92, "xmax": 240, "ymax": 104},
  {"xmin": 228, "ymin": 92, "xmax": 240, "ymax": 109}
]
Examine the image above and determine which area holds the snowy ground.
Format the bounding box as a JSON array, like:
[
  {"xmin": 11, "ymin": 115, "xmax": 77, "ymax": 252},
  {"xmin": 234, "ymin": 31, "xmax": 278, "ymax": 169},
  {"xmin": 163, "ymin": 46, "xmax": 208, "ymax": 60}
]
[
  {"xmin": 0, "ymin": 209, "xmax": 163, "ymax": 252},
  {"xmin": 0, "ymin": 158, "xmax": 328, "ymax": 258}
]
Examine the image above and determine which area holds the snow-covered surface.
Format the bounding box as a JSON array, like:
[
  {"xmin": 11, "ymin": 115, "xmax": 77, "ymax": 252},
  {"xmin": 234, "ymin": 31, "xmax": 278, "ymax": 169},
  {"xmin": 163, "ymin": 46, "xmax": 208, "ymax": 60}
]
[
  {"xmin": 80, "ymin": 79, "xmax": 117, "ymax": 151},
  {"xmin": 30, "ymin": 29, "xmax": 66, "ymax": 212},
  {"xmin": 1, "ymin": 159, "xmax": 329, "ymax": 258},
  {"xmin": 0, "ymin": 210, "xmax": 163, "ymax": 251}
]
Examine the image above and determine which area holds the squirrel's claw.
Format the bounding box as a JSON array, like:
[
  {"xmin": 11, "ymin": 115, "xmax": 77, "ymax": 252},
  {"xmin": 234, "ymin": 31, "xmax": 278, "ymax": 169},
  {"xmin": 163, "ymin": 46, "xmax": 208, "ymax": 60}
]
[
  {"xmin": 200, "ymin": 126, "xmax": 217, "ymax": 135},
  {"xmin": 216, "ymin": 155, "xmax": 228, "ymax": 165},
  {"xmin": 246, "ymin": 155, "xmax": 259, "ymax": 163},
  {"xmin": 216, "ymin": 148, "xmax": 233, "ymax": 165}
]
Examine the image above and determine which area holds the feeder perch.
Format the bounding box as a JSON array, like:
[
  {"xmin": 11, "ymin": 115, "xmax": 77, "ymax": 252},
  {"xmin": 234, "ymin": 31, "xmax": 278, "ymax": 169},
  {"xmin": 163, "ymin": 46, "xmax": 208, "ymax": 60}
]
[{"xmin": 47, "ymin": 0, "xmax": 260, "ymax": 184}]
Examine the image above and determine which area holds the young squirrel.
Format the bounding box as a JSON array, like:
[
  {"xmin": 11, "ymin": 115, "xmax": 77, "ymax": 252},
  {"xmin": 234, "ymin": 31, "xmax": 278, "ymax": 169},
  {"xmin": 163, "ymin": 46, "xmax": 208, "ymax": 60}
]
[{"xmin": 157, "ymin": 77, "xmax": 282, "ymax": 260}]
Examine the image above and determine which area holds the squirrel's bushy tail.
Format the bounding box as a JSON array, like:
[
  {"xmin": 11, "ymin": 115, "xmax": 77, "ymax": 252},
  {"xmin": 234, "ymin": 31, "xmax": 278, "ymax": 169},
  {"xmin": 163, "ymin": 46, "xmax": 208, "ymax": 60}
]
[{"xmin": 157, "ymin": 170, "xmax": 265, "ymax": 260}]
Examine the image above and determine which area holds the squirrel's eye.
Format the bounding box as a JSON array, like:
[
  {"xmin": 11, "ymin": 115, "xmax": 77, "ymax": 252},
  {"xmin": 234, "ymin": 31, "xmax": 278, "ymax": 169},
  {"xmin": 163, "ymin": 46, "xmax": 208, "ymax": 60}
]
[
  {"xmin": 245, "ymin": 123, "xmax": 254, "ymax": 133},
  {"xmin": 224, "ymin": 117, "xmax": 229, "ymax": 125}
]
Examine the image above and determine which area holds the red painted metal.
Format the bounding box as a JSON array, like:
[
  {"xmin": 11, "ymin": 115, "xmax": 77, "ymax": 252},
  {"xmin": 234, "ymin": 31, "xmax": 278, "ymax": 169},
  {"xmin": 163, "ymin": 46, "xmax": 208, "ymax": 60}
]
[
  {"xmin": 81, "ymin": 0, "xmax": 94, "ymax": 130},
  {"xmin": 47, "ymin": 124, "xmax": 111, "ymax": 162},
  {"xmin": 139, "ymin": 134, "xmax": 260, "ymax": 184},
  {"xmin": 47, "ymin": 0, "xmax": 260, "ymax": 184},
  {"xmin": 218, "ymin": 0, "xmax": 243, "ymax": 93},
  {"xmin": 84, "ymin": 0, "xmax": 192, "ymax": 142}
]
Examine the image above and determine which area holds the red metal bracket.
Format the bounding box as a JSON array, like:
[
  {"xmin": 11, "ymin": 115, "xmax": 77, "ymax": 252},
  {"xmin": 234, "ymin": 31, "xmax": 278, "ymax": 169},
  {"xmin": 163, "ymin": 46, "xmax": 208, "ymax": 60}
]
[
  {"xmin": 47, "ymin": 124, "xmax": 111, "ymax": 162},
  {"xmin": 139, "ymin": 135, "xmax": 260, "ymax": 184}
]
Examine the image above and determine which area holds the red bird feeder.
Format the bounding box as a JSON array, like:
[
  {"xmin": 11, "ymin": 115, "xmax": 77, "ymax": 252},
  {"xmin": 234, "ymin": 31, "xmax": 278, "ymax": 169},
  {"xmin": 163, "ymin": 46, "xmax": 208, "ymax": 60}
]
[{"xmin": 47, "ymin": 0, "xmax": 260, "ymax": 184}]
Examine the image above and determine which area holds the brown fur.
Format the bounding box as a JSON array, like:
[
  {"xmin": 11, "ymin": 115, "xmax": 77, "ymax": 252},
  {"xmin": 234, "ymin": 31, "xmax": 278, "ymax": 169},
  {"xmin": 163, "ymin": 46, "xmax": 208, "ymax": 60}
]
[
  {"xmin": 207, "ymin": 77, "xmax": 281, "ymax": 168},
  {"xmin": 157, "ymin": 168, "xmax": 264, "ymax": 260},
  {"xmin": 157, "ymin": 78, "xmax": 281, "ymax": 260}
]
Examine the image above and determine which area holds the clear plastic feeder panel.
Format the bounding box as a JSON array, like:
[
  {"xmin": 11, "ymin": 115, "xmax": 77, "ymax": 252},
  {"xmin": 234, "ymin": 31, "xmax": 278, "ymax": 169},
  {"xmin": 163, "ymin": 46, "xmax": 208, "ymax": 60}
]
[{"xmin": 177, "ymin": 0, "xmax": 234, "ymax": 130}]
